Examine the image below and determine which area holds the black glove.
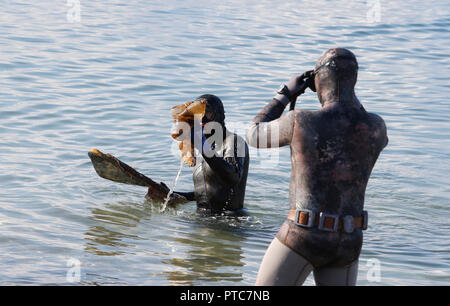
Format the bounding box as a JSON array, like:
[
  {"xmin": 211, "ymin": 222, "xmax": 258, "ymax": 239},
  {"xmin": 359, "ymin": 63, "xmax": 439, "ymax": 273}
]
[
  {"xmin": 304, "ymin": 70, "xmax": 316, "ymax": 92},
  {"xmin": 275, "ymin": 70, "xmax": 315, "ymax": 105}
]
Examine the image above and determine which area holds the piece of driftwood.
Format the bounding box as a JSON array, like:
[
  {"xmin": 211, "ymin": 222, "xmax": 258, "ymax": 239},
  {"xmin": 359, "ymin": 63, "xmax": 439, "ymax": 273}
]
[{"xmin": 88, "ymin": 148, "xmax": 187, "ymax": 205}]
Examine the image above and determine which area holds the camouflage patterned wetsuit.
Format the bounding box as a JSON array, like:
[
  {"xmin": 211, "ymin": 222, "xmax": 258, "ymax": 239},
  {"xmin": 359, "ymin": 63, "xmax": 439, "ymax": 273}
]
[{"xmin": 247, "ymin": 48, "xmax": 388, "ymax": 285}]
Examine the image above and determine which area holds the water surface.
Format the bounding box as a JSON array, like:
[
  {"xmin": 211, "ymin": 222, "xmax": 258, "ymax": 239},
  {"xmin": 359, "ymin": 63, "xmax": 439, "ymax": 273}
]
[{"xmin": 0, "ymin": 0, "xmax": 449, "ymax": 285}]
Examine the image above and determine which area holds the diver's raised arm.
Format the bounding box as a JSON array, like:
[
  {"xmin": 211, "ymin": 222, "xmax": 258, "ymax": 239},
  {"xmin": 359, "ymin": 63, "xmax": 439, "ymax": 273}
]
[
  {"xmin": 246, "ymin": 110, "xmax": 294, "ymax": 148},
  {"xmin": 202, "ymin": 154, "xmax": 243, "ymax": 187},
  {"xmin": 197, "ymin": 133, "xmax": 245, "ymax": 187},
  {"xmin": 246, "ymin": 71, "xmax": 313, "ymax": 148}
]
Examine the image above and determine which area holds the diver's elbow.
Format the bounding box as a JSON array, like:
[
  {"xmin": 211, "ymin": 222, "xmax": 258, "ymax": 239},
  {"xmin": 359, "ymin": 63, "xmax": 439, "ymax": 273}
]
[{"xmin": 246, "ymin": 124, "xmax": 259, "ymax": 148}]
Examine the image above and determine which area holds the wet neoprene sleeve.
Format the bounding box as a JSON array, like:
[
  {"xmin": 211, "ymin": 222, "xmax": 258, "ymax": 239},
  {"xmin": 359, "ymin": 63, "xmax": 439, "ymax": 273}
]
[
  {"xmin": 202, "ymin": 151, "xmax": 243, "ymax": 187},
  {"xmin": 254, "ymin": 98, "xmax": 288, "ymax": 123},
  {"xmin": 171, "ymin": 155, "xmax": 243, "ymax": 201},
  {"xmin": 174, "ymin": 191, "xmax": 196, "ymax": 201},
  {"xmin": 246, "ymin": 98, "xmax": 295, "ymax": 148}
]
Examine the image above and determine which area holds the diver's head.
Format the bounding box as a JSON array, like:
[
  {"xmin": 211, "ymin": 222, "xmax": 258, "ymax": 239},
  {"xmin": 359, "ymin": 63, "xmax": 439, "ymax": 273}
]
[
  {"xmin": 196, "ymin": 94, "xmax": 225, "ymax": 126},
  {"xmin": 313, "ymin": 48, "xmax": 359, "ymax": 106}
]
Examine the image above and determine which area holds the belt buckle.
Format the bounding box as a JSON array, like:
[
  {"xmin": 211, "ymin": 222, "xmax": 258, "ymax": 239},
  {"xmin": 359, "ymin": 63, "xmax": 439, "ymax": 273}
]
[
  {"xmin": 318, "ymin": 212, "xmax": 339, "ymax": 232},
  {"xmin": 294, "ymin": 209, "xmax": 316, "ymax": 228}
]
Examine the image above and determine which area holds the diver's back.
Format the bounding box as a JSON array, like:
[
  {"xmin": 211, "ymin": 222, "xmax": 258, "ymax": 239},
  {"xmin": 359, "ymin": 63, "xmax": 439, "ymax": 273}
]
[{"xmin": 292, "ymin": 104, "xmax": 387, "ymax": 215}]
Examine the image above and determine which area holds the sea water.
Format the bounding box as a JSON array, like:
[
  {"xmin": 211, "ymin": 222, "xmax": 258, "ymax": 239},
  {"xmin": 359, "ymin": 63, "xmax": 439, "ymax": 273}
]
[{"xmin": 0, "ymin": 0, "xmax": 449, "ymax": 285}]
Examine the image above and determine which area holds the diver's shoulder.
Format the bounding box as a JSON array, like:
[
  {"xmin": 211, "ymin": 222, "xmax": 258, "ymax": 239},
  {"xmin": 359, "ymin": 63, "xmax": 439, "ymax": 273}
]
[
  {"xmin": 366, "ymin": 111, "xmax": 387, "ymax": 129},
  {"xmin": 293, "ymin": 108, "xmax": 316, "ymax": 120},
  {"xmin": 365, "ymin": 111, "xmax": 388, "ymax": 148},
  {"xmin": 294, "ymin": 108, "xmax": 326, "ymax": 128}
]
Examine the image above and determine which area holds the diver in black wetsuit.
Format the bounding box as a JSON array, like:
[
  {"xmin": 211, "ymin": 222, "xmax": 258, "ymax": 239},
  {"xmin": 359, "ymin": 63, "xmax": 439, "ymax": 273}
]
[{"xmin": 146, "ymin": 94, "xmax": 249, "ymax": 215}]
